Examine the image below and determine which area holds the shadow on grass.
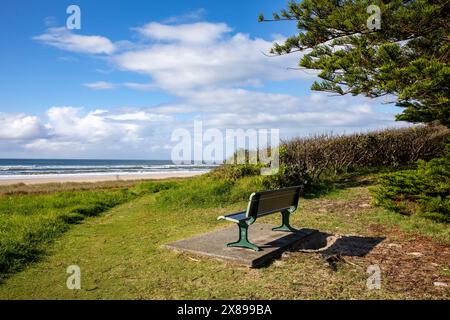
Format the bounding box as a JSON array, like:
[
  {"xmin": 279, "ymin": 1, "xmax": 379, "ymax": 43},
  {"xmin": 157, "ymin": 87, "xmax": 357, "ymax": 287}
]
[
  {"xmin": 0, "ymin": 247, "xmax": 47, "ymax": 285},
  {"xmin": 296, "ymin": 231, "xmax": 385, "ymax": 271},
  {"xmin": 298, "ymin": 232, "xmax": 385, "ymax": 256},
  {"xmin": 238, "ymin": 228, "xmax": 385, "ymax": 269}
]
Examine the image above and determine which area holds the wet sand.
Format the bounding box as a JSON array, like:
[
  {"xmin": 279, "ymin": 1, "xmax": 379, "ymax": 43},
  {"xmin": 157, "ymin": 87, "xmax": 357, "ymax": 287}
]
[{"xmin": 0, "ymin": 172, "xmax": 204, "ymax": 185}]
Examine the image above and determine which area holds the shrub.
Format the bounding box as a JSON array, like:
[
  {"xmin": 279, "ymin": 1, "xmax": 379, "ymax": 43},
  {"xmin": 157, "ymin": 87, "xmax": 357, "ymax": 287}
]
[
  {"xmin": 282, "ymin": 124, "xmax": 449, "ymax": 180},
  {"xmin": 209, "ymin": 163, "xmax": 263, "ymax": 180},
  {"xmin": 371, "ymin": 157, "xmax": 450, "ymax": 223},
  {"xmin": 211, "ymin": 125, "xmax": 449, "ymax": 192}
]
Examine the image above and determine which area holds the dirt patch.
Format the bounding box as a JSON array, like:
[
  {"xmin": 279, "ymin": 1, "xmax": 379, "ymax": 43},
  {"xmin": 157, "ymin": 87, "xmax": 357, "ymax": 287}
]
[
  {"xmin": 305, "ymin": 192, "xmax": 373, "ymax": 215},
  {"xmin": 296, "ymin": 188, "xmax": 450, "ymax": 299},
  {"xmin": 364, "ymin": 225, "xmax": 450, "ymax": 299},
  {"xmin": 295, "ymin": 224, "xmax": 449, "ymax": 299}
]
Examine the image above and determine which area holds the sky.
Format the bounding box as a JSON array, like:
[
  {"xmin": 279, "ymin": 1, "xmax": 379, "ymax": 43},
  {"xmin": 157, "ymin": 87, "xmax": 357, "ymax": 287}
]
[{"xmin": 0, "ymin": 0, "xmax": 407, "ymax": 160}]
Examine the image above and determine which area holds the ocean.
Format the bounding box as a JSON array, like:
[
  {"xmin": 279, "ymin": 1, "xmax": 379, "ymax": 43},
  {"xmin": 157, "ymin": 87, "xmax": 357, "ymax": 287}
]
[{"xmin": 0, "ymin": 159, "xmax": 217, "ymax": 179}]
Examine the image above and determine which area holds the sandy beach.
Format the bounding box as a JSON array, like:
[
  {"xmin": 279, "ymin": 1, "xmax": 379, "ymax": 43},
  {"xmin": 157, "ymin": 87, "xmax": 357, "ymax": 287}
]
[{"xmin": 0, "ymin": 172, "xmax": 205, "ymax": 186}]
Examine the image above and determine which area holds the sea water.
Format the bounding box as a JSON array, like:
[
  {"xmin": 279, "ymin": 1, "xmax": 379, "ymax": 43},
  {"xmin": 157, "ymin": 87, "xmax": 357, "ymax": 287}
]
[{"xmin": 0, "ymin": 159, "xmax": 217, "ymax": 179}]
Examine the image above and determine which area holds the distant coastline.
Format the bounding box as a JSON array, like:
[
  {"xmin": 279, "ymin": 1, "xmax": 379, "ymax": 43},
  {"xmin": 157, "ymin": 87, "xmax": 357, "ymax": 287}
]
[
  {"xmin": 0, "ymin": 159, "xmax": 215, "ymax": 185},
  {"xmin": 0, "ymin": 172, "xmax": 204, "ymax": 185}
]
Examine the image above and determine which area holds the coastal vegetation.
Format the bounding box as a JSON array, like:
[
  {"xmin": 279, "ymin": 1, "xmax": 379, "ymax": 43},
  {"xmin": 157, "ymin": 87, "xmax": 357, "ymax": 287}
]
[
  {"xmin": 0, "ymin": 0, "xmax": 448, "ymax": 300},
  {"xmin": 0, "ymin": 125, "xmax": 448, "ymax": 296},
  {"xmin": 258, "ymin": 0, "xmax": 450, "ymax": 233},
  {"xmin": 0, "ymin": 170, "xmax": 449, "ymax": 299}
]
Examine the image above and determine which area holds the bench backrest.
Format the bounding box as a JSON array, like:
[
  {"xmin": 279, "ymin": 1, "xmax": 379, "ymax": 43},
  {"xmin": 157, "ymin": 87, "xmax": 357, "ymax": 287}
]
[{"xmin": 245, "ymin": 186, "xmax": 301, "ymax": 219}]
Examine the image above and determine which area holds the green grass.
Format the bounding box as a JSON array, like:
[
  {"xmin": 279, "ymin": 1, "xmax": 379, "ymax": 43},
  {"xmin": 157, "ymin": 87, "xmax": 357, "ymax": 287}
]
[
  {"xmin": 0, "ymin": 189, "xmax": 136, "ymax": 277},
  {"xmin": 0, "ymin": 180, "xmax": 181, "ymax": 278},
  {"xmin": 0, "ymin": 191, "xmax": 386, "ymax": 299},
  {"xmin": 0, "ymin": 175, "xmax": 448, "ymax": 299}
]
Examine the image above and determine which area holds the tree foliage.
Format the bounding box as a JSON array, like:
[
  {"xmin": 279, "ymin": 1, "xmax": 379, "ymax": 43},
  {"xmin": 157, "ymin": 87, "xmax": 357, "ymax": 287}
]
[{"xmin": 260, "ymin": 0, "xmax": 449, "ymax": 126}]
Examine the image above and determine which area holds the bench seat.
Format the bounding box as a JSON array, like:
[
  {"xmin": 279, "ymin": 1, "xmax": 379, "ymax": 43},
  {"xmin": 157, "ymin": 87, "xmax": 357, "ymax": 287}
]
[{"xmin": 217, "ymin": 211, "xmax": 247, "ymax": 223}]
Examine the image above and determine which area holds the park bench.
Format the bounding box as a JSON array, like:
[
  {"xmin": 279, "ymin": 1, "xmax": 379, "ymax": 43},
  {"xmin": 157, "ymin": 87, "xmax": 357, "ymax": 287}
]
[{"xmin": 217, "ymin": 186, "xmax": 302, "ymax": 251}]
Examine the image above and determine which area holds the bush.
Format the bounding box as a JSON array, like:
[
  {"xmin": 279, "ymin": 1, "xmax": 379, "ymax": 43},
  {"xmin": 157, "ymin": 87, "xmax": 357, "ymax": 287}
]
[
  {"xmin": 209, "ymin": 163, "xmax": 263, "ymax": 180},
  {"xmin": 282, "ymin": 124, "xmax": 449, "ymax": 180},
  {"xmin": 211, "ymin": 125, "xmax": 449, "ymax": 192},
  {"xmin": 371, "ymin": 157, "xmax": 450, "ymax": 223}
]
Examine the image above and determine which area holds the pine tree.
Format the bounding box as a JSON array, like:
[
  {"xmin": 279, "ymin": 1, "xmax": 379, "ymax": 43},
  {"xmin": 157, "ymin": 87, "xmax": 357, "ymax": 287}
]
[{"xmin": 260, "ymin": 0, "xmax": 449, "ymax": 126}]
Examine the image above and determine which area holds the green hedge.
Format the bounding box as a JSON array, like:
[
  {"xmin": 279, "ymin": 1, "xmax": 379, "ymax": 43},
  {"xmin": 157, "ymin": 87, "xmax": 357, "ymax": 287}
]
[
  {"xmin": 212, "ymin": 125, "xmax": 449, "ymax": 191},
  {"xmin": 282, "ymin": 124, "xmax": 449, "ymax": 180}
]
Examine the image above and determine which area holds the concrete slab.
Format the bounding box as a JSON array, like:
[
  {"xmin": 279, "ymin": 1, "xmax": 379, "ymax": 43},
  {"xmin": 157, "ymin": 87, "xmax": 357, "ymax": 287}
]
[{"xmin": 162, "ymin": 223, "xmax": 318, "ymax": 267}]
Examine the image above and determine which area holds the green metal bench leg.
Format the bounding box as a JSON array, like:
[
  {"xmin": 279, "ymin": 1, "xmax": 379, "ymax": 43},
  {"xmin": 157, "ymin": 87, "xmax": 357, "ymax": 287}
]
[
  {"xmin": 227, "ymin": 221, "xmax": 261, "ymax": 251},
  {"xmin": 272, "ymin": 210, "xmax": 298, "ymax": 232}
]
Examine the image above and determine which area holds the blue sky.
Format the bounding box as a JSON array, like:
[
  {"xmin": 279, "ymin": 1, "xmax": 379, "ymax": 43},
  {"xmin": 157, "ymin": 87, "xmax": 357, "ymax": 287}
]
[
  {"xmin": 0, "ymin": 0, "xmax": 297, "ymax": 113},
  {"xmin": 0, "ymin": 0, "xmax": 406, "ymax": 159}
]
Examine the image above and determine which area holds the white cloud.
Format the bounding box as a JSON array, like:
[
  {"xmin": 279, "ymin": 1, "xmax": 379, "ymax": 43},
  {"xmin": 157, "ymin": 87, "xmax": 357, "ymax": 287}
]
[
  {"xmin": 46, "ymin": 107, "xmax": 112, "ymax": 142},
  {"xmin": 121, "ymin": 82, "xmax": 155, "ymax": 91},
  {"xmin": 83, "ymin": 81, "xmax": 155, "ymax": 91},
  {"xmin": 0, "ymin": 113, "xmax": 48, "ymax": 140},
  {"xmin": 0, "ymin": 95, "xmax": 405, "ymax": 159},
  {"xmin": 24, "ymin": 139, "xmax": 85, "ymax": 153},
  {"xmin": 83, "ymin": 81, "xmax": 117, "ymax": 90},
  {"xmin": 44, "ymin": 107, "xmax": 171, "ymax": 144},
  {"xmin": 162, "ymin": 8, "xmax": 206, "ymax": 24},
  {"xmin": 179, "ymin": 88, "xmax": 301, "ymax": 114},
  {"xmin": 113, "ymin": 30, "xmax": 307, "ymax": 92},
  {"xmin": 33, "ymin": 21, "xmax": 312, "ymax": 94},
  {"xmin": 6, "ymin": 107, "xmax": 174, "ymax": 157},
  {"xmin": 106, "ymin": 111, "xmax": 170, "ymax": 122},
  {"xmin": 153, "ymin": 89, "xmax": 402, "ymax": 131},
  {"xmin": 135, "ymin": 22, "xmax": 231, "ymax": 44},
  {"xmin": 34, "ymin": 27, "xmax": 116, "ymax": 54}
]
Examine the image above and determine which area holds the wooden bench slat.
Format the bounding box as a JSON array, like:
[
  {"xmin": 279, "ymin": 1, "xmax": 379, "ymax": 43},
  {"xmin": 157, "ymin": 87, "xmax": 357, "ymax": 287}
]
[{"xmin": 247, "ymin": 187, "xmax": 300, "ymax": 218}]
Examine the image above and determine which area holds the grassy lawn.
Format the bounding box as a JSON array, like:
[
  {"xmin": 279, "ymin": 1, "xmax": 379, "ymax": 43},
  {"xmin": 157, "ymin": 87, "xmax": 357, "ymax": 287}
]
[
  {"xmin": 0, "ymin": 180, "xmax": 178, "ymax": 278},
  {"xmin": 0, "ymin": 188, "xmax": 137, "ymax": 277},
  {"xmin": 0, "ymin": 176, "xmax": 449, "ymax": 299}
]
